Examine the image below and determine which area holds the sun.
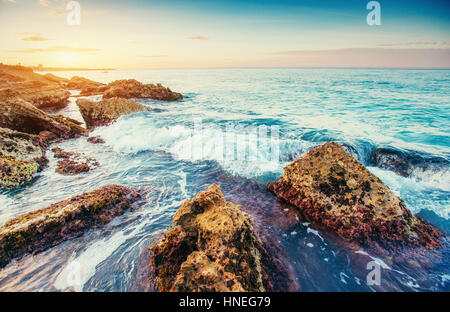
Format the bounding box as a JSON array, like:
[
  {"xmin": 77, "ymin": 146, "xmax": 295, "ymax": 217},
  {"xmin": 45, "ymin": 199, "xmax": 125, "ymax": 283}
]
[{"xmin": 57, "ymin": 52, "xmax": 77, "ymax": 66}]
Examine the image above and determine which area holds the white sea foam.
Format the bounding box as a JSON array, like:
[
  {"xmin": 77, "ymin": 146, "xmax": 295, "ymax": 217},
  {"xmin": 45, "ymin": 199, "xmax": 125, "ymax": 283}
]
[{"xmin": 94, "ymin": 116, "xmax": 314, "ymax": 179}]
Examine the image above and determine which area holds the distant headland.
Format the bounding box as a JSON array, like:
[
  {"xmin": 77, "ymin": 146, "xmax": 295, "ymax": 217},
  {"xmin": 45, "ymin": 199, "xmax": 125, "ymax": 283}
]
[{"xmin": 29, "ymin": 64, "xmax": 115, "ymax": 72}]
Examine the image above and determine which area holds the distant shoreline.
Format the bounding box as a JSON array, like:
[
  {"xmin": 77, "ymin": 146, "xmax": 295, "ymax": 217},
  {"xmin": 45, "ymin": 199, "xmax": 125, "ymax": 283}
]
[{"xmin": 33, "ymin": 67, "xmax": 116, "ymax": 72}]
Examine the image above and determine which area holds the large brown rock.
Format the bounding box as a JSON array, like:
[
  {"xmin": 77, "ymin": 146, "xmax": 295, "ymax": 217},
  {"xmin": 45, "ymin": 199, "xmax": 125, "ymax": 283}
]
[
  {"xmin": 67, "ymin": 76, "xmax": 106, "ymax": 95},
  {"xmin": 76, "ymin": 97, "xmax": 150, "ymax": 128},
  {"xmin": 0, "ymin": 185, "xmax": 141, "ymax": 268},
  {"xmin": 103, "ymin": 79, "xmax": 182, "ymax": 101},
  {"xmin": 0, "ymin": 96, "xmax": 87, "ymax": 139},
  {"xmin": 151, "ymin": 184, "xmax": 272, "ymax": 292},
  {"xmin": 268, "ymin": 142, "xmax": 443, "ymax": 252},
  {"xmin": 0, "ymin": 63, "xmax": 70, "ymax": 109},
  {"xmin": 0, "ymin": 128, "xmax": 48, "ymax": 188}
]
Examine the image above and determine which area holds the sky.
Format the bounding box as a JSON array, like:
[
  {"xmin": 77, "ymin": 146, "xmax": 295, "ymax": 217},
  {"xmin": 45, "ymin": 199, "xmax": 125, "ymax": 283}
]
[{"xmin": 1, "ymin": 0, "xmax": 449, "ymax": 69}]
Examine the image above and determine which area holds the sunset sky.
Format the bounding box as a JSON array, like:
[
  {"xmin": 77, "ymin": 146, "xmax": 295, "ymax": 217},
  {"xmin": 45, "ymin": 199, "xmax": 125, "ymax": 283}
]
[{"xmin": 1, "ymin": 0, "xmax": 449, "ymax": 69}]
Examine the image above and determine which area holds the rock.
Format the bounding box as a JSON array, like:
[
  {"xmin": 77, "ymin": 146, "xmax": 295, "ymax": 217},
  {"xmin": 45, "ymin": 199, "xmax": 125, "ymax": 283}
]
[
  {"xmin": 369, "ymin": 147, "xmax": 449, "ymax": 178},
  {"xmin": 103, "ymin": 79, "xmax": 182, "ymax": 101},
  {"xmin": 0, "ymin": 63, "xmax": 70, "ymax": 109},
  {"xmin": 151, "ymin": 184, "xmax": 272, "ymax": 292},
  {"xmin": 67, "ymin": 76, "xmax": 106, "ymax": 96},
  {"xmin": 76, "ymin": 97, "xmax": 150, "ymax": 128},
  {"xmin": 0, "ymin": 128, "xmax": 48, "ymax": 188},
  {"xmin": 87, "ymin": 136, "xmax": 105, "ymax": 144},
  {"xmin": 52, "ymin": 147, "xmax": 99, "ymax": 175},
  {"xmin": 268, "ymin": 142, "xmax": 443, "ymax": 252},
  {"xmin": 0, "ymin": 97, "xmax": 88, "ymax": 139},
  {"xmin": 42, "ymin": 73, "xmax": 69, "ymax": 84},
  {"xmin": 0, "ymin": 185, "xmax": 141, "ymax": 268}
]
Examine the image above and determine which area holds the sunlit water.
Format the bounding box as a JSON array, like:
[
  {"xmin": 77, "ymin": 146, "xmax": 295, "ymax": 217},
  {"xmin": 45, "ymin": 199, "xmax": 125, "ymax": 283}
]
[{"xmin": 0, "ymin": 68, "xmax": 448, "ymax": 291}]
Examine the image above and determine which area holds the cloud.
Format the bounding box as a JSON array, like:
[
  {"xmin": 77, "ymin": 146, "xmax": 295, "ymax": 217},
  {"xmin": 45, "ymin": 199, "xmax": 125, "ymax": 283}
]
[
  {"xmin": 21, "ymin": 36, "xmax": 48, "ymax": 42},
  {"xmin": 38, "ymin": 0, "xmax": 49, "ymax": 6},
  {"xmin": 8, "ymin": 46, "xmax": 101, "ymax": 53},
  {"xmin": 188, "ymin": 36, "xmax": 208, "ymax": 41},
  {"xmin": 2, "ymin": 0, "xmax": 17, "ymax": 3}
]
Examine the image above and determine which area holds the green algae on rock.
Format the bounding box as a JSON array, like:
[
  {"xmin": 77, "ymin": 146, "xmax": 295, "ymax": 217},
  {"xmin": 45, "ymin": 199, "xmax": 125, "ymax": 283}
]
[
  {"xmin": 0, "ymin": 185, "xmax": 141, "ymax": 268},
  {"xmin": 76, "ymin": 97, "xmax": 150, "ymax": 128},
  {"xmin": 0, "ymin": 127, "xmax": 48, "ymax": 188},
  {"xmin": 268, "ymin": 142, "xmax": 443, "ymax": 252},
  {"xmin": 151, "ymin": 184, "xmax": 274, "ymax": 292}
]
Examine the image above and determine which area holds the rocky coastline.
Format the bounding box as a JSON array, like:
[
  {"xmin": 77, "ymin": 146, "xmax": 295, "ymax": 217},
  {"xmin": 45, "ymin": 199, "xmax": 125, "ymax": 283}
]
[{"xmin": 0, "ymin": 63, "xmax": 445, "ymax": 292}]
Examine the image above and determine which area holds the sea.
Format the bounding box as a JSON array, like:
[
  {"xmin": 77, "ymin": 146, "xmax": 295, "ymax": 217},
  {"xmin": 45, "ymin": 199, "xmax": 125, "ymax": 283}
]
[{"xmin": 0, "ymin": 68, "xmax": 448, "ymax": 291}]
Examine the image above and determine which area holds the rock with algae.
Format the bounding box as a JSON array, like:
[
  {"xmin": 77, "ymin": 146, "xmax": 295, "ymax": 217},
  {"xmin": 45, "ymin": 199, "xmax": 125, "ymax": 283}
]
[
  {"xmin": 0, "ymin": 127, "xmax": 48, "ymax": 188},
  {"xmin": 268, "ymin": 142, "xmax": 443, "ymax": 253},
  {"xmin": 76, "ymin": 97, "xmax": 150, "ymax": 128},
  {"xmin": 52, "ymin": 147, "xmax": 99, "ymax": 175},
  {"xmin": 151, "ymin": 184, "xmax": 277, "ymax": 292},
  {"xmin": 0, "ymin": 185, "xmax": 141, "ymax": 268}
]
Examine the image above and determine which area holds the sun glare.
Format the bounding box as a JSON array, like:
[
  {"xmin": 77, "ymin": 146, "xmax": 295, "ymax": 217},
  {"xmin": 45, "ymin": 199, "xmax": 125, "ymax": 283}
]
[{"xmin": 57, "ymin": 52, "xmax": 77, "ymax": 66}]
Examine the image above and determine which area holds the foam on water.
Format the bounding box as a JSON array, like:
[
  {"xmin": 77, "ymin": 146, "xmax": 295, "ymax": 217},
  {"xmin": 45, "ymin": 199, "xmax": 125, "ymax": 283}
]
[{"xmin": 1, "ymin": 68, "xmax": 448, "ymax": 292}]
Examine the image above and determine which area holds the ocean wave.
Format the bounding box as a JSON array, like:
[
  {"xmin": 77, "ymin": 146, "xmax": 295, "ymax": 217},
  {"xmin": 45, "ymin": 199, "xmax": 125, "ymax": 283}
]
[{"xmin": 93, "ymin": 116, "xmax": 316, "ymax": 179}]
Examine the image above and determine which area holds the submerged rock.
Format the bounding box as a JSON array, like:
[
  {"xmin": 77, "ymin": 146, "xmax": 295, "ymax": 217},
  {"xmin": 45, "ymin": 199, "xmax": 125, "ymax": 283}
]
[
  {"xmin": 103, "ymin": 79, "xmax": 183, "ymax": 101},
  {"xmin": 0, "ymin": 128, "xmax": 48, "ymax": 188},
  {"xmin": 0, "ymin": 96, "xmax": 88, "ymax": 139},
  {"xmin": 76, "ymin": 97, "xmax": 150, "ymax": 128},
  {"xmin": 52, "ymin": 147, "xmax": 99, "ymax": 175},
  {"xmin": 151, "ymin": 184, "xmax": 275, "ymax": 292},
  {"xmin": 369, "ymin": 147, "xmax": 449, "ymax": 178},
  {"xmin": 0, "ymin": 185, "xmax": 141, "ymax": 268},
  {"xmin": 268, "ymin": 142, "xmax": 443, "ymax": 252},
  {"xmin": 0, "ymin": 63, "xmax": 70, "ymax": 109},
  {"xmin": 87, "ymin": 136, "xmax": 105, "ymax": 144}
]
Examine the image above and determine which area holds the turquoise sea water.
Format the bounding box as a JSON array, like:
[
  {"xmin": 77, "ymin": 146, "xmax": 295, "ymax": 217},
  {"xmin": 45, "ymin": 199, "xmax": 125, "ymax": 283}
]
[{"xmin": 0, "ymin": 68, "xmax": 448, "ymax": 291}]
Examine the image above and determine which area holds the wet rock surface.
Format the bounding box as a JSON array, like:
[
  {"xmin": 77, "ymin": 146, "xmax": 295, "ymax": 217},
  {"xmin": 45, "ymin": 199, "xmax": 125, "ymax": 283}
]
[
  {"xmin": 87, "ymin": 136, "xmax": 105, "ymax": 144},
  {"xmin": 369, "ymin": 147, "xmax": 449, "ymax": 178},
  {"xmin": 0, "ymin": 185, "xmax": 141, "ymax": 268},
  {"xmin": 0, "ymin": 64, "xmax": 70, "ymax": 109},
  {"xmin": 52, "ymin": 147, "xmax": 99, "ymax": 175},
  {"xmin": 0, "ymin": 128, "xmax": 48, "ymax": 188},
  {"xmin": 151, "ymin": 184, "xmax": 280, "ymax": 292},
  {"xmin": 268, "ymin": 142, "xmax": 443, "ymax": 253},
  {"xmin": 76, "ymin": 97, "xmax": 150, "ymax": 128},
  {"xmin": 0, "ymin": 96, "xmax": 88, "ymax": 139}
]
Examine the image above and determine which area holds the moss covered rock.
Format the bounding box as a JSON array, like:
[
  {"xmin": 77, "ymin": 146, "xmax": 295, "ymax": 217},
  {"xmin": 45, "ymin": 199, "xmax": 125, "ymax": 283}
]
[
  {"xmin": 268, "ymin": 142, "xmax": 443, "ymax": 252},
  {"xmin": 0, "ymin": 127, "xmax": 48, "ymax": 188},
  {"xmin": 0, "ymin": 185, "xmax": 141, "ymax": 268},
  {"xmin": 151, "ymin": 184, "xmax": 274, "ymax": 292}
]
